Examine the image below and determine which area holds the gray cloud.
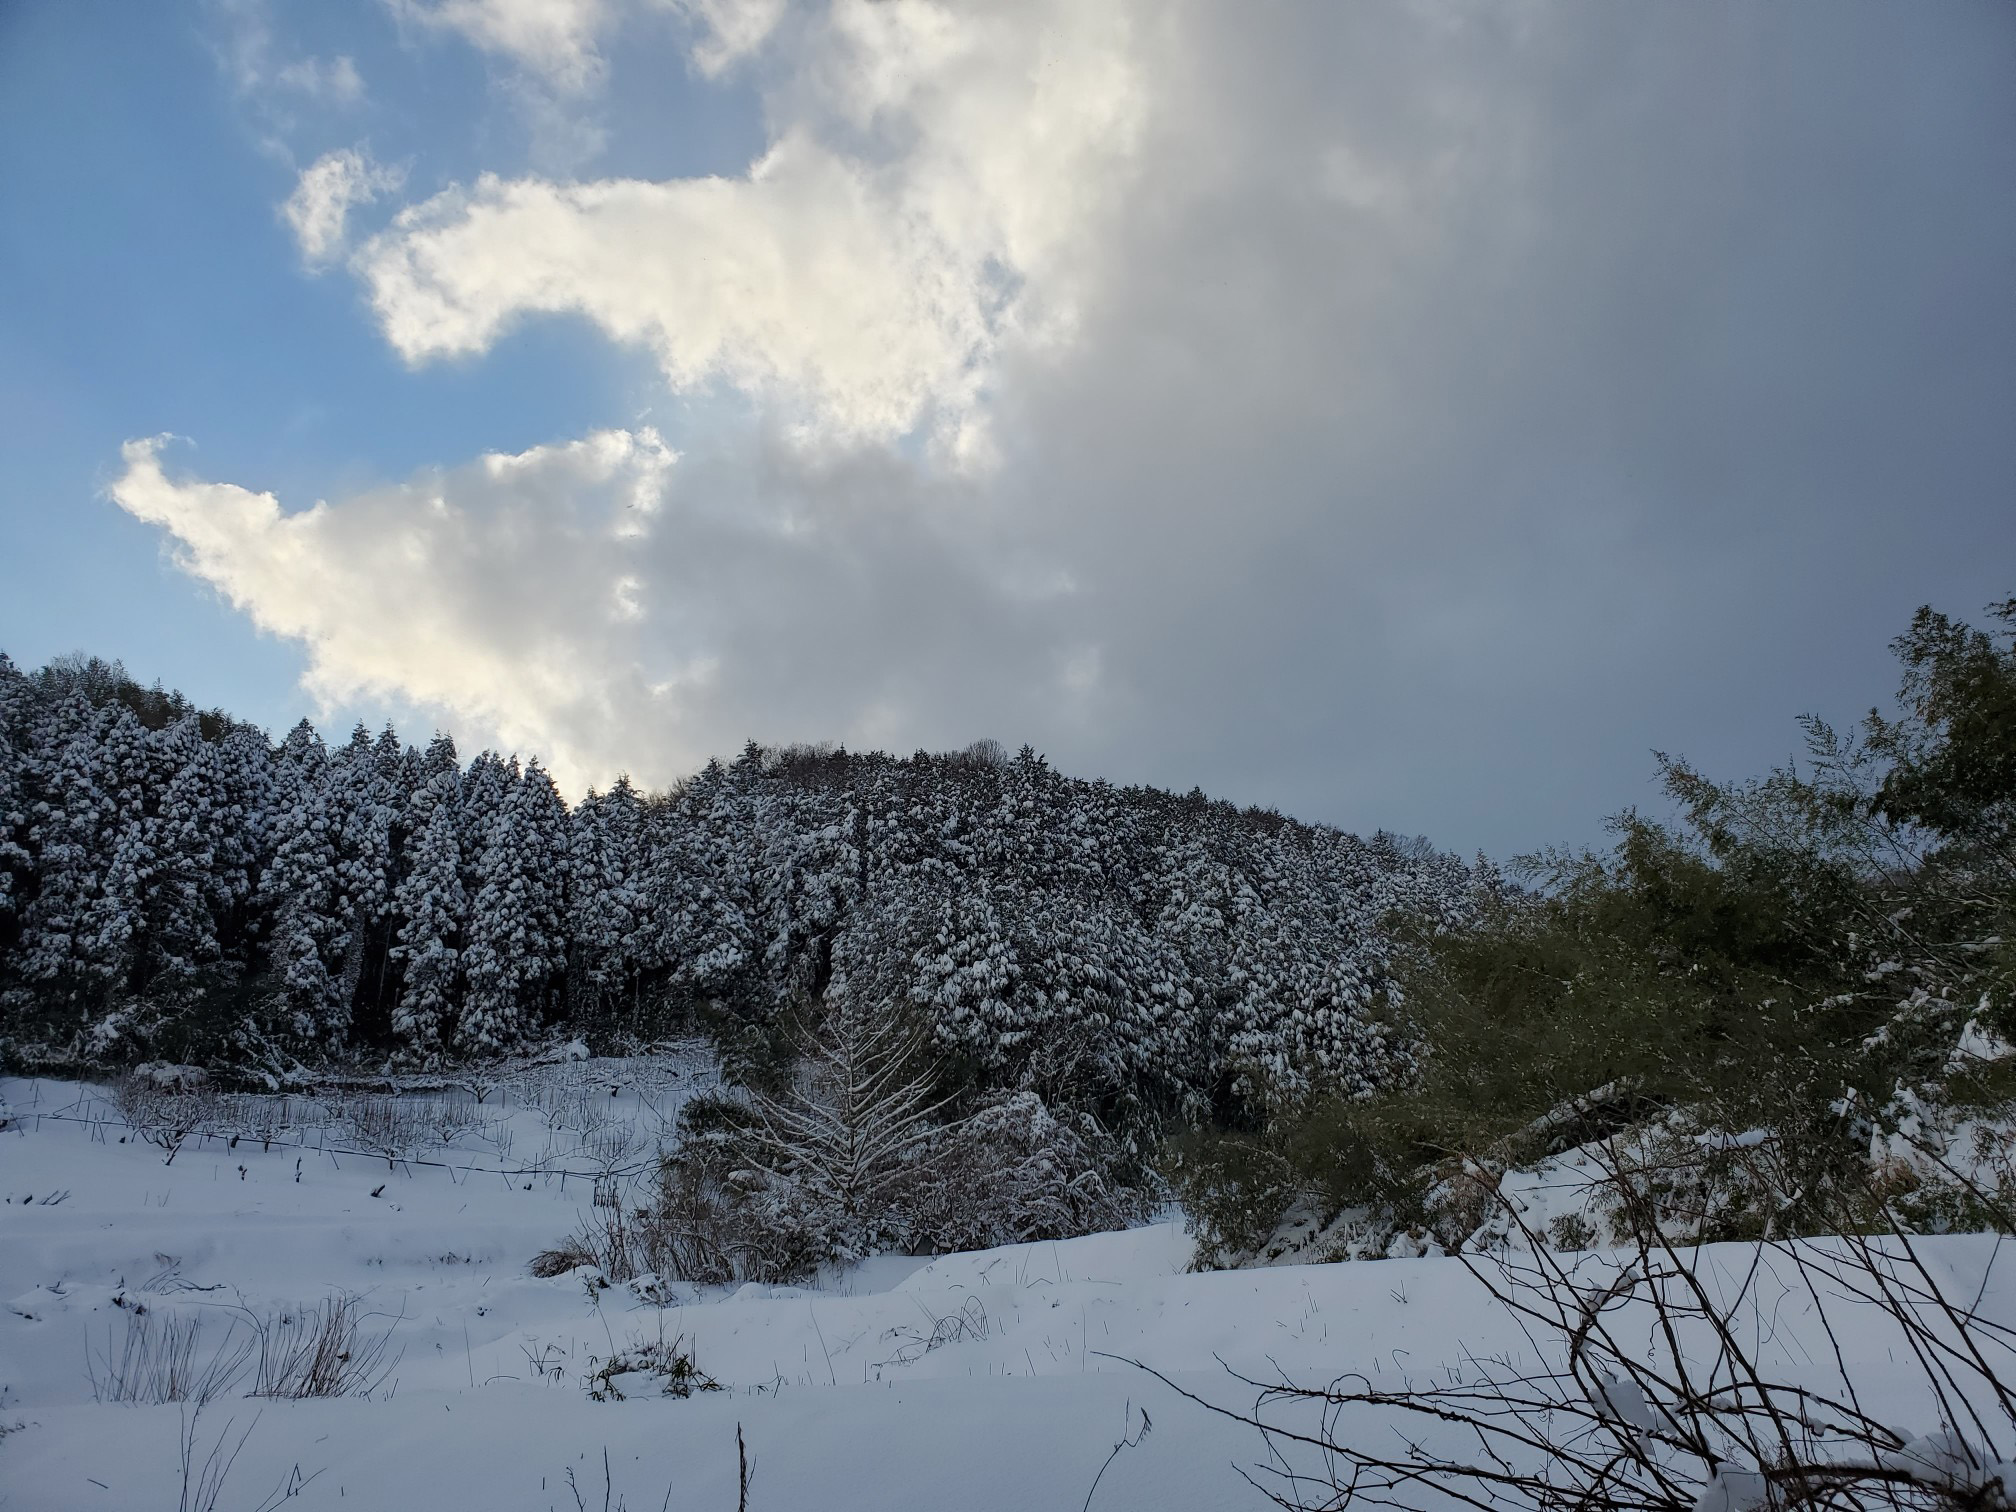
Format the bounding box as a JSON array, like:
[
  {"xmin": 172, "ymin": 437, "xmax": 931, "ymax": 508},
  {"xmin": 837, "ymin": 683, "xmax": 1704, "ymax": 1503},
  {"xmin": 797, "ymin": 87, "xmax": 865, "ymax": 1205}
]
[
  {"xmin": 127, "ymin": 1, "xmax": 2016, "ymax": 855},
  {"xmin": 986, "ymin": 2, "xmax": 2016, "ymax": 850}
]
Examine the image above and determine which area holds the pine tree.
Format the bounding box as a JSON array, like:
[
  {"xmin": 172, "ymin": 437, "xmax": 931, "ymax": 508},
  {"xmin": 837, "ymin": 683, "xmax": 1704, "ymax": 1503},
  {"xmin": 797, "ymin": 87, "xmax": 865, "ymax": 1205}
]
[
  {"xmin": 567, "ymin": 776, "xmax": 647, "ymax": 1016},
  {"xmin": 390, "ymin": 779, "xmax": 464, "ymax": 1051},
  {"xmin": 109, "ymin": 716, "xmax": 224, "ymax": 990},
  {"xmin": 262, "ymin": 761, "xmax": 349, "ymax": 1037},
  {"xmin": 745, "ymin": 998, "xmax": 950, "ymax": 1251},
  {"xmin": 646, "ymin": 758, "xmax": 756, "ymax": 1006},
  {"xmin": 460, "ymin": 759, "xmax": 567, "ymax": 1051},
  {"xmin": 14, "ymin": 696, "xmax": 136, "ymax": 995},
  {"xmin": 209, "ymin": 725, "xmax": 276, "ymax": 955},
  {"xmin": 457, "ymin": 751, "xmax": 512, "ymax": 879},
  {"xmin": 328, "ymin": 724, "xmax": 394, "ymax": 1015},
  {"xmin": 78, "ymin": 708, "xmax": 158, "ymax": 990},
  {"xmin": 0, "ymin": 654, "xmax": 32, "ymax": 925},
  {"xmin": 277, "ymin": 717, "xmax": 324, "ymax": 775},
  {"xmin": 407, "ymin": 733, "xmax": 461, "ymax": 829}
]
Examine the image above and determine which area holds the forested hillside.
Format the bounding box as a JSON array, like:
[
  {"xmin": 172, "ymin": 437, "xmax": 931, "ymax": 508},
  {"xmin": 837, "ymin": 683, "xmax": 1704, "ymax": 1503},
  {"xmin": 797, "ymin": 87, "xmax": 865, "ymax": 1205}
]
[{"xmin": 0, "ymin": 654, "xmax": 1472, "ymax": 1128}]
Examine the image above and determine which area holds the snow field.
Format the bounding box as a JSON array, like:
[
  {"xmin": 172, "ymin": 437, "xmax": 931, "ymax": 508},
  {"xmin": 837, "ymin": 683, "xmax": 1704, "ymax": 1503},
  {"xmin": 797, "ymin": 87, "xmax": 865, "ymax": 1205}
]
[{"xmin": 4, "ymin": 1067, "xmax": 2013, "ymax": 1511}]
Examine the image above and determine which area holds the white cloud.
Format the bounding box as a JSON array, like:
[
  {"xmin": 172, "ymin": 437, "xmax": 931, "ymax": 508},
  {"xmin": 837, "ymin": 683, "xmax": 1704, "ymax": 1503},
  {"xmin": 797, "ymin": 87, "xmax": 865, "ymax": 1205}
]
[
  {"xmin": 112, "ymin": 430, "xmax": 686, "ymax": 790},
  {"xmin": 110, "ymin": 429, "xmax": 1083, "ymax": 796},
  {"xmin": 283, "ymin": 148, "xmax": 406, "ymax": 267},
  {"xmin": 273, "ymin": 54, "xmax": 366, "ymax": 105},
  {"xmin": 385, "ymin": 0, "xmax": 785, "ymax": 88},
  {"xmin": 380, "ymin": 0, "xmax": 653, "ymax": 170},
  {"xmin": 385, "ymin": 0, "xmax": 617, "ymax": 94},
  {"xmin": 211, "ymin": 0, "xmax": 367, "ymax": 115},
  {"xmin": 669, "ymin": 0, "xmax": 785, "ymax": 76},
  {"xmin": 352, "ymin": 0, "xmax": 1144, "ymax": 451}
]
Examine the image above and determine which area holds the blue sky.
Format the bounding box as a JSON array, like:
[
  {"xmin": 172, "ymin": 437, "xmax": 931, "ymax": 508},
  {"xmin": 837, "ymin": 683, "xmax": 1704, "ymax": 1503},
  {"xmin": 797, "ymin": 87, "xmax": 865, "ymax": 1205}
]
[
  {"xmin": 2, "ymin": 2, "xmax": 2012, "ymax": 858},
  {"xmin": 0, "ymin": 1, "xmax": 752, "ymax": 735}
]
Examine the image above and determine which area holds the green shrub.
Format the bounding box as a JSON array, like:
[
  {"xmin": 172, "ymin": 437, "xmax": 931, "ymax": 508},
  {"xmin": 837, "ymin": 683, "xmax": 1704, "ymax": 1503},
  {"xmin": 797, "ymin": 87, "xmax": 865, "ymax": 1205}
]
[{"xmin": 1173, "ymin": 592, "xmax": 2016, "ymax": 1264}]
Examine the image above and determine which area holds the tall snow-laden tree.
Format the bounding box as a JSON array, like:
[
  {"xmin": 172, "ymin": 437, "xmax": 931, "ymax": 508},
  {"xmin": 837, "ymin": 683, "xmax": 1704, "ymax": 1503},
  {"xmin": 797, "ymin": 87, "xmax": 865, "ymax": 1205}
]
[
  {"xmin": 459, "ymin": 758, "xmax": 567, "ymax": 1051},
  {"xmin": 101, "ymin": 717, "xmax": 224, "ymax": 992},
  {"xmin": 0, "ymin": 654, "xmax": 35, "ymax": 926},
  {"xmin": 329, "ymin": 723, "xmax": 394, "ymax": 1015},
  {"xmin": 14, "ymin": 694, "xmax": 115, "ymax": 994},
  {"xmin": 262, "ymin": 761, "xmax": 349, "ymax": 1038},
  {"xmin": 647, "ymin": 757, "xmax": 757, "ymax": 1009},
  {"xmin": 209, "ymin": 724, "xmax": 275, "ymax": 955},
  {"xmin": 909, "ymin": 883, "xmax": 1019, "ymax": 1069},
  {"xmin": 457, "ymin": 751, "xmax": 512, "ymax": 887},
  {"xmin": 78, "ymin": 708, "xmax": 160, "ymax": 990},
  {"xmin": 407, "ymin": 733, "xmax": 460, "ymax": 828},
  {"xmin": 567, "ymin": 775, "xmax": 648, "ymax": 1016},
  {"xmin": 277, "ymin": 717, "xmax": 324, "ymax": 775},
  {"xmin": 390, "ymin": 779, "xmax": 464, "ymax": 1052}
]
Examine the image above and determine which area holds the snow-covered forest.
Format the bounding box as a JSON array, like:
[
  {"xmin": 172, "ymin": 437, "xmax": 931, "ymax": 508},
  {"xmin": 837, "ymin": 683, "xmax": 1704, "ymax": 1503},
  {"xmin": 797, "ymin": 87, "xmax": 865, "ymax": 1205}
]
[
  {"xmin": 0, "ymin": 652, "xmax": 1472, "ymax": 1124},
  {"xmin": 2, "ymin": 603, "xmax": 2012, "ymax": 1512}
]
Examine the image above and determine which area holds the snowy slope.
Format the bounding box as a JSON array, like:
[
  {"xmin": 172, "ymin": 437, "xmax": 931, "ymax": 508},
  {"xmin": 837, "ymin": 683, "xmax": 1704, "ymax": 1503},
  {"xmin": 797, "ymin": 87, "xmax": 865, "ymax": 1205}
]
[{"xmin": 4, "ymin": 1071, "xmax": 2011, "ymax": 1512}]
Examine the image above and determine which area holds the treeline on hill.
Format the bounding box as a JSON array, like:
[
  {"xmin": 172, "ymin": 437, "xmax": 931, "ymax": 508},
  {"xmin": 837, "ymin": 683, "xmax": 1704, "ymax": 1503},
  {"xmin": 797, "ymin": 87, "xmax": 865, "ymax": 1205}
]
[
  {"xmin": 1174, "ymin": 594, "xmax": 2016, "ymax": 1264},
  {"xmin": 0, "ymin": 653, "xmax": 1472, "ymax": 1150}
]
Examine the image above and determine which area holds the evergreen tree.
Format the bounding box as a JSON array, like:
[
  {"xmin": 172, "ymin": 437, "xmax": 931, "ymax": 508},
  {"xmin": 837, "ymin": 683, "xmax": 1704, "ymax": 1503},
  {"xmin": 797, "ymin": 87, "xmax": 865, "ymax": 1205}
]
[
  {"xmin": 15, "ymin": 695, "xmax": 117, "ymax": 994},
  {"xmin": 110, "ymin": 717, "xmax": 224, "ymax": 991},
  {"xmin": 390, "ymin": 781, "xmax": 464, "ymax": 1051},
  {"xmin": 646, "ymin": 758, "xmax": 756, "ymax": 1008},
  {"xmin": 458, "ymin": 752, "xmax": 511, "ymax": 866},
  {"xmin": 209, "ymin": 725, "xmax": 276, "ymax": 955},
  {"xmin": 407, "ymin": 733, "xmax": 461, "ymax": 828},
  {"xmin": 0, "ymin": 648, "xmax": 1477, "ymax": 1122},
  {"xmin": 330, "ymin": 723, "xmax": 394, "ymax": 1014},
  {"xmin": 0, "ymin": 654, "xmax": 32, "ymax": 926},
  {"xmin": 460, "ymin": 758, "xmax": 567, "ymax": 1051},
  {"xmin": 567, "ymin": 776, "xmax": 647, "ymax": 1016},
  {"xmin": 262, "ymin": 761, "xmax": 349, "ymax": 1037}
]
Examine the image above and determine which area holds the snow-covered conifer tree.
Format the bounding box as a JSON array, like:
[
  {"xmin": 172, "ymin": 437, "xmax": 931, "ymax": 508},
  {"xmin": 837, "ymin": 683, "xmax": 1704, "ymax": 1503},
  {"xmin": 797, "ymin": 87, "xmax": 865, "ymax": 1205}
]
[
  {"xmin": 459, "ymin": 758, "xmax": 567, "ymax": 1051},
  {"xmin": 208, "ymin": 725, "xmax": 275, "ymax": 952},
  {"xmin": 567, "ymin": 775, "xmax": 648, "ymax": 1015},
  {"xmin": 646, "ymin": 757, "xmax": 756, "ymax": 1008},
  {"xmin": 262, "ymin": 760, "xmax": 349, "ymax": 1037},
  {"xmin": 329, "ymin": 724, "xmax": 395, "ymax": 1016},
  {"xmin": 103, "ymin": 716, "xmax": 224, "ymax": 990},
  {"xmin": 0, "ymin": 654, "xmax": 34, "ymax": 921},
  {"xmin": 407, "ymin": 733, "xmax": 460, "ymax": 827},
  {"xmin": 390, "ymin": 779, "xmax": 464, "ymax": 1051},
  {"xmin": 15, "ymin": 695, "xmax": 114, "ymax": 992},
  {"xmin": 457, "ymin": 751, "xmax": 512, "ymax": 898}
]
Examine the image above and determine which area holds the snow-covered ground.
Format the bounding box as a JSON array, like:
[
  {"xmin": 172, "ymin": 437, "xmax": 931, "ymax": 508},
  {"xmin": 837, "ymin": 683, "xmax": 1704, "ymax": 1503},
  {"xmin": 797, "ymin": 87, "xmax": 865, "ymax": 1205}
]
[{"xmin": 4, "ymin": 1066, "xmax": 2011, "ymax": 1511}]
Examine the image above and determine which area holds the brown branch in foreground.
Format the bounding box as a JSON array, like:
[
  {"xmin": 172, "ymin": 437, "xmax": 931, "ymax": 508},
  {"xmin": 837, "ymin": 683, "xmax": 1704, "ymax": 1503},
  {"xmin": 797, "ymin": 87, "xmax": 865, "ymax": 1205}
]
[{"xmin": 1117, "ymin": 1140, "xmax": 2015, "ymax": 1512}]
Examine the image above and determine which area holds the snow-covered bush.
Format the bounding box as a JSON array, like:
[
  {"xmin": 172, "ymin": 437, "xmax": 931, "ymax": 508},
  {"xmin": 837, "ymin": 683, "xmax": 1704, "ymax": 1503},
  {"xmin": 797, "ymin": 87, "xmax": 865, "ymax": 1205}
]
[
  {"xmin": 547, "ymin": 1076, "xmax": 1156, "ymax": 1286},
  {"xmin": 584, "ymin": 1326, "xmax": 720, "ymax": 1402},
  {"xmin": 901, "ymin": 1091, "xmax": 1153, "ymax": 1254},
  {"xmin": 635, "ymin": 1090, "xmax": 837, "ymax": 1284}
]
